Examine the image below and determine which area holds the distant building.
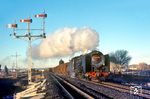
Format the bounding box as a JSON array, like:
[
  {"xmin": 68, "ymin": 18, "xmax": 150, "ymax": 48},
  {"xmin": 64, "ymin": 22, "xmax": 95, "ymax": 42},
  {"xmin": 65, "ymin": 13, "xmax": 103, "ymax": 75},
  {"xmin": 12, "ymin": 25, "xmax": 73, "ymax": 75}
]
[
  {"xmin": 110, "ymin": 62, "xmax": 128, "ymax": 73},
  {"xmin": 59, "ymin": 59, "xmax": 64, "ymax": 65},
  {"xmin": 110, "ymin": 62, "xmax": 121, "ymax": 73},
  {"xmin": 129, "ymin": 63, "xmax": 150, "ymax": 70},
  {"xmin": 128, "ymin": 64, "xmax": 138, "ymax": 70}
]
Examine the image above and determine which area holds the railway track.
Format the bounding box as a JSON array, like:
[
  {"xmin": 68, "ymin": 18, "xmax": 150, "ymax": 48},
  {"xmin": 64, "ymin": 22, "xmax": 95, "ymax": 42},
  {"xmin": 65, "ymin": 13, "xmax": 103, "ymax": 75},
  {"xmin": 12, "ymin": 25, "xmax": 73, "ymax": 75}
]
[
  {"xmin": 101, "ymin": 82, "xmax": 150, "ymax": 96},
  {"xmin": 51, "ymin": 74, "xmax": 112, "ymax": 99},
  {"xmin": 50, "ymin": 74, "xmax": 94, "ymax": 99},
  {"xmin": 100, "ymin": 82, "xmax": 150, "ymax": 99},
  {"xmin": 79, "ymin": 79, "xmax": 150, "ymax": 99},
  {"xmin": 58, "ymin": 75, "xmax": 150, "ymax": 99}
]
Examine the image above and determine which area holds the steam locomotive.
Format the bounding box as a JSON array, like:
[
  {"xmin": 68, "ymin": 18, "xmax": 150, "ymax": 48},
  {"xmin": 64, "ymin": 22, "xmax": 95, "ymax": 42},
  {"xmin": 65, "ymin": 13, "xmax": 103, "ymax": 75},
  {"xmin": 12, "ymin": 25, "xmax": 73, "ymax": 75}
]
[{"xmin": 52, "ymin": 50, "xmax": 110, "ymax": 81}]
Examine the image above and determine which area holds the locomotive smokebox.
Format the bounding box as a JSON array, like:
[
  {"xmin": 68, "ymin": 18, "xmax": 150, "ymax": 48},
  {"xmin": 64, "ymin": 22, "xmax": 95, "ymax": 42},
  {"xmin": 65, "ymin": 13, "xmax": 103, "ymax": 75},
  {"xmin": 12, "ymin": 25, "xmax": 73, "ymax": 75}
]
[{"xmin": 91, "ymin": 50, "xmax": 105, "ymax": 68}]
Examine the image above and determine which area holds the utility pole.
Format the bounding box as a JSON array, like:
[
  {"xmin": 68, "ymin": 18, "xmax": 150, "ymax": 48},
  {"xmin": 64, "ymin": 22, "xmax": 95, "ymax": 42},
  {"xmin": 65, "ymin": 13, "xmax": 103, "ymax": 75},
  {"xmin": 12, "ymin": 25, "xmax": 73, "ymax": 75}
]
[
  {"xmin": 7, "ymin": 12, "xmax": 47, "ymax": 84},
  {"xmin": 11, "ymin": 52, "xmax": 20, "ymax": 78}
]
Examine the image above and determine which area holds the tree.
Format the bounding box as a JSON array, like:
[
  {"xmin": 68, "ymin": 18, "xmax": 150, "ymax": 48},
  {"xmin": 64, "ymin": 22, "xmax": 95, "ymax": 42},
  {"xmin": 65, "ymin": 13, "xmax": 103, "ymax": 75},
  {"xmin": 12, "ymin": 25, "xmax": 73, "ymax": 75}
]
[
  {"xmin": 0, "ymin": 64, "xmax": 1, "ymax": 72},
  {"xmin": 109, "ymin": 50, "xmax": 131, "ymax": 72},
  {"xmin": 4, "ymin": 65, "xmax": 9, "ymax": 75}
]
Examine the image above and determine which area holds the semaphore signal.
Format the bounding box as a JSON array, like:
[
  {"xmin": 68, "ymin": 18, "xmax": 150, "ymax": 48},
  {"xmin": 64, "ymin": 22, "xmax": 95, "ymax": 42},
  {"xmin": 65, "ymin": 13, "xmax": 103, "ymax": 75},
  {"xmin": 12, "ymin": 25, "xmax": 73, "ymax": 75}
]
[
  {"xmin": 20, "ymin": 19, "xmax": 32, "ymax": 23},
  {"xmin": 7, "ymin": 11, "xmax": 47, "ymax": 84},
  {"xmin": 7, "ymin": 24, "xmax": 17, "ymax": 28},
  {"xmin": 35, "ymin": 13, "xmax": 47, "ymax": 18}
]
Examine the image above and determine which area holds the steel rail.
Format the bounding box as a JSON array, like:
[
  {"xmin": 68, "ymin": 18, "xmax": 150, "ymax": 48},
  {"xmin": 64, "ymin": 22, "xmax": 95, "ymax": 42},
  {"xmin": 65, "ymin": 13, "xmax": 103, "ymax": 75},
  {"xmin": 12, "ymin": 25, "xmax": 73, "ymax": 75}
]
[
  {"xmin": 51, "ymin": 75, "xmax": 74, "ymax": 99},
  {"xmin": 78, "ymin": 79, "xmax": 150, "ymax": 99},
  {"xmin": 53, "ymin": 75, "xmax": 94, "ymax": 99}
]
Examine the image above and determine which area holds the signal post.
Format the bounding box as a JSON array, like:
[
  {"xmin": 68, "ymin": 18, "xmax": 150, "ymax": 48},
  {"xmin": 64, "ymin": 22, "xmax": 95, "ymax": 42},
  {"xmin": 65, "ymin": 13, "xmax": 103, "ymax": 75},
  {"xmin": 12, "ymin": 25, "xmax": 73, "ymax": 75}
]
[{"xmin": 8, "ymin": 12, "xmax": 47, "ymax": 84}]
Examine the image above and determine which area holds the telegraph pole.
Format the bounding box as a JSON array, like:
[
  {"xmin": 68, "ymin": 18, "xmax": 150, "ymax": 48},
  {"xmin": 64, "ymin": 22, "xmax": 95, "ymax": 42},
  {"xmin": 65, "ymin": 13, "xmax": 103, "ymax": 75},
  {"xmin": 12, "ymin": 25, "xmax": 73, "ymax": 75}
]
[
  {"xmin": 7, "ymin": 12, "xmax": 47, "ymax": 84},
  {"xmin": 11, "ymin": 52, "xmax": 20, "ymax": 78}
]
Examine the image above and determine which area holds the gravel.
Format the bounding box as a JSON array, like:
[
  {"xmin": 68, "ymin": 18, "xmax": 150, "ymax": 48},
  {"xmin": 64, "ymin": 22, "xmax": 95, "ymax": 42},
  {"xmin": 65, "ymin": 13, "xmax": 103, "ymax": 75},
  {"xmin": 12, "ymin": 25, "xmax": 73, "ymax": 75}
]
[{"xmin": 44, "ymin": 73, "xmax": 64, "ymax": 99}]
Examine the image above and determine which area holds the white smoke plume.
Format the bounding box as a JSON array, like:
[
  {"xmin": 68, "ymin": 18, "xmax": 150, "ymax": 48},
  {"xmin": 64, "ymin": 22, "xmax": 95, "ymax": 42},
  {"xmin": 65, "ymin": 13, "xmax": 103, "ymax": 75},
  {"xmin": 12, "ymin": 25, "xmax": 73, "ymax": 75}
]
[{"xmin": 32, "ymin": 27, "xmax": 99, "ymax": 59}]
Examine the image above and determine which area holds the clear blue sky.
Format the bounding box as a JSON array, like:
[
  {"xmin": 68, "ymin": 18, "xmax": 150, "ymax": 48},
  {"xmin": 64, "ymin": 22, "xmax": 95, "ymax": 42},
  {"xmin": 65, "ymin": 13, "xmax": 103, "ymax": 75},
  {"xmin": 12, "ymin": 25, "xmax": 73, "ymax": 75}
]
[{"xmin": 0, "ymin": 0, "xmax": 150, "ymax": 68}]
